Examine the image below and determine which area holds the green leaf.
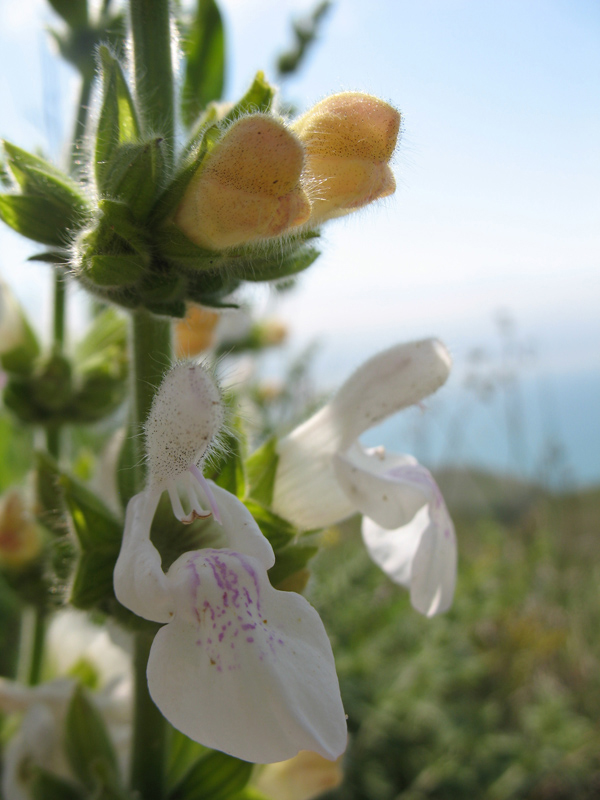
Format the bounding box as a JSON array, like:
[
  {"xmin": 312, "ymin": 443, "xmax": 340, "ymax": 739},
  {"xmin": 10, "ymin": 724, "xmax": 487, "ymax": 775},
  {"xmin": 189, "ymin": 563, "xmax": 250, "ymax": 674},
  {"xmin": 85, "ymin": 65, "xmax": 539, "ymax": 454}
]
[
  {"xmin": 27, "ymin": 250, "xmax": 70, "ymax": 265},
  {"xmin": 246, "ymin": 437, "xmax": 279, "ymax": 507},
  {"xmin": 206, "ymin": 419, "xmax": 246, "ymax": 498},
  {"xmin": 86, "ymin": 254, "xmax": 147, "ymax": 287},
  {"xmin": 0, "ymin": 310, "xmax": 40, "ymax": 375},
  {"xmin": 74, "ymin": 308, "xmax": 127, "ymax": 364},
  {"xmin": 169, "ymin": 751, "xmax": 253, "ymax": 800},
  {"xmin": 47, "ymin": 0, "xmax": 88, "ymax": 29},
  {"xmin": 61, "ymin": 473, "xmax": 123, "ymax": 610},
  {"xmin": 155, "ymin": 223, "xmax": 227, "ymax": 272},
  {"xmin": 150, "ymin": 123, "xmax": 221, "ymax": 225},
  {"xmin": 1, "ymin": 143, "xmax": 90, "ymax": 235},
  {"xmin": 96, "ymin": 46, "xmax": 140, "ymax": 191},
  {"xmin": 64, "ymin": 684, "xmax": 120, "ymax": 792},
  {"xmin": 30, "ymin": 767, "xmax": 85, "ymax": 800},
  {"xmin": 181, "ymin": 0, "xmax": 226, "ymax": 128},
  {"xmin": 3, "ymin": 142, "xmax": 78, "ymax": 189},
  {"xmin": 239, "ymin": 244, "xmax": 320, "ymax": 283},
  {"xmin": 0, "ymin": 413, "xmax": 34, "ymax": 493},
  {"xmin": 0, "ymin": 194, "xmax": 79, "ymax": 247},
  {"xmin": 244, "ymin": 501, "xmax": 296, "ymax": 551},
  {"xmin": 276, "ymin": 1, "xmax": 331, "ymax": 77},
  {"xmin": 268, "ymin": 543, "xmax": 319, "ymax": 589},
  {"xmin": 221, "ymin": 71, "xmax": 275, "ymax": 124},
  {"xmin": 167, "ymin": 728, "xmax": 209, "ymax": 793}
]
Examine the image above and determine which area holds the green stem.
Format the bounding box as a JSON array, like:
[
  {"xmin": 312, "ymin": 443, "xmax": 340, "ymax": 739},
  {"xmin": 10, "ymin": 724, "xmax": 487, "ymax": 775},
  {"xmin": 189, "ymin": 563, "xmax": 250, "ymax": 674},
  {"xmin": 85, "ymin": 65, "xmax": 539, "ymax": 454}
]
[
  {"xmin": 16, "ymin": 607, "xmax": 46, "ymax": 686},
  {"xmin": 130, "ymin": 308, "xmax": 172, "ymax": 490},
  {"xmin": 128, "ymin": 308, "xmax": 172, "ymax": 797},
  {"xmin": 131, "ymin": 632, "xmax": 168, "ymax": 800},
  {"xmin": 27, "ymin": 609, "xmax": 46, "ymax": 685},
  {"xmin": 53, "ymin": 271, "xmax": 66, "ymax": 352},
  {"xmin": 129, "ymin": 0, "xmax": 175, "ymax": 172},
  {"xmin": 127, "ymin": 6, "xmax": 176, "ymax": 792}
]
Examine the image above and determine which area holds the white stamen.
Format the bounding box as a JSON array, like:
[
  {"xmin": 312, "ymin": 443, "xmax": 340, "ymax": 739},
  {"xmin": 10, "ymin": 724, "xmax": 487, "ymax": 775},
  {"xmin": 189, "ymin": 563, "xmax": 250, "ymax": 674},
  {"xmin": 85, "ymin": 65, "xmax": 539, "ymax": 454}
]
[{"xmin": 190, "ymin": 464, "xmax": 222, "ymax": 524}]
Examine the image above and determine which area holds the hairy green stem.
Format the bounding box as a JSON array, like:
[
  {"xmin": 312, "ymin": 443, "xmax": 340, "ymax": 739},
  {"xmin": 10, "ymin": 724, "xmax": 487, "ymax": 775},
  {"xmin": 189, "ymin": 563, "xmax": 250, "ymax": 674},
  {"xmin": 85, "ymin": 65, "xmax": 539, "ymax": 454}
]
[
  {"xmin": 127, "ymin": 5, "xmax": 176, "ymax": 792},
  {"xmin": 130, "ymin": 308, "xmax": 172, "ymax": 490},
  {"xmin": 131, "ymin": 631, "xmax": 168, "ymax": 800},
  {"xmin": 129, "ymin": 309, "xmax": 172, "ymax": 797},
  {"xmin": 129, "ymin": 0, "xmax": 175, "ymax": 173}
]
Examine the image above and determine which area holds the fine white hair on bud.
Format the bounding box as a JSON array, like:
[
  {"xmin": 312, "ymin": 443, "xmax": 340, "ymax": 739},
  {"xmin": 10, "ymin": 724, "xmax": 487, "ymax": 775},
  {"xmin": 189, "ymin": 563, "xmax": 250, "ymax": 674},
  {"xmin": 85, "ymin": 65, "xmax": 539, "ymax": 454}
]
[{"xmin": 145, "ymin": 362, "xmax": 225, "ymax": 487}]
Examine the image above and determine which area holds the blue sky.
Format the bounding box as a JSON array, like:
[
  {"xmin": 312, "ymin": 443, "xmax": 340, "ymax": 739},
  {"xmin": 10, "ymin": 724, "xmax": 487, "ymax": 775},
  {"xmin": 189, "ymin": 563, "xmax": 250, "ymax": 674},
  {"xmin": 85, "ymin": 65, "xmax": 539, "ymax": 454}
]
[{"xmin": 0, "ymin": 0, "xmax": 598, "ymax": 478}]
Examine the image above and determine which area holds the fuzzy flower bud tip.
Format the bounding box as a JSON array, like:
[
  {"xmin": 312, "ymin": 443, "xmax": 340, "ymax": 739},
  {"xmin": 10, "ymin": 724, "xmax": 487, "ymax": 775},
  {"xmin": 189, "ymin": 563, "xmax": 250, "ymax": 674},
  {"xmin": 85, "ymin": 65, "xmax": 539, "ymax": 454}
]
[
  {"xmin": 175, "ymin": 115, "xmax": 311, "ymax": 250},
  {"xmin": 293, "ymin": 92, "xmax": 400, "ymax": 225},
  {"xmin": 145, "ymin": 363, "xmax": 224, "ymax": 488}
]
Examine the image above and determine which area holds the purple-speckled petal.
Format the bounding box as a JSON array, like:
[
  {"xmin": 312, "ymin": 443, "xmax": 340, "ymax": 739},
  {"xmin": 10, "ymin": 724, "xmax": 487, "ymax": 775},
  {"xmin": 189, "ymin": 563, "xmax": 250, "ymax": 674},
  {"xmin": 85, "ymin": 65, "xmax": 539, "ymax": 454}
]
[{"xmin": 147, "ymin": 548, "xmax": 347, "ymax": 763}]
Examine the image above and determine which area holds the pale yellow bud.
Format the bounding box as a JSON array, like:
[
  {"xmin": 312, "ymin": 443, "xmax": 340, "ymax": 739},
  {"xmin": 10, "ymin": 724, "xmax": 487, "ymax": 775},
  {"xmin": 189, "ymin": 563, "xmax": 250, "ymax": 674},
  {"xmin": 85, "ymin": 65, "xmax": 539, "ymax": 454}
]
[
  {"xmin": 175, "ymin": 305, "xmax": 221, "ymax": 357},
  {"xmin": 174, "ymin": 115, "xmax": 311, "ymax": 250},
  {"xmin": 255, "ymin": 750, "xmax": 344, "ymax": 800},
  {"xmin": 293, "ymin": 92, "xmax": 400, "ymax": 225},
  {"xmin": 0, "ymin": 491, "xmax": 44, "ymax": 569}
]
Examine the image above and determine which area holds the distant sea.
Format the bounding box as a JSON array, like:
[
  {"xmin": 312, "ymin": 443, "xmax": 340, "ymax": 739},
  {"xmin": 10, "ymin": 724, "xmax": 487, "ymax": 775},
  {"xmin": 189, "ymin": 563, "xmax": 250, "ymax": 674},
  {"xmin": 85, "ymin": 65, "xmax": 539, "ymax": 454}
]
[
  {"xmin": 273, "ymin": 346, "xmax": 600, "ymax": 491},
  {"xmin": 360, "ymin": 368, "xmax": 600, "ymax": 491}
]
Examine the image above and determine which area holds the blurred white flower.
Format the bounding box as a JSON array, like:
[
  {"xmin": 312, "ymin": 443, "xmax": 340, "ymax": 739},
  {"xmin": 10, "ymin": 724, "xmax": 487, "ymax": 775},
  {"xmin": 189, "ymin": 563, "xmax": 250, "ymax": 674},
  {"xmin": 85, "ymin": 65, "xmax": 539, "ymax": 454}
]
[{"xmin": 272, "ymin": 339, "xmax": 457, "ymax": 617}]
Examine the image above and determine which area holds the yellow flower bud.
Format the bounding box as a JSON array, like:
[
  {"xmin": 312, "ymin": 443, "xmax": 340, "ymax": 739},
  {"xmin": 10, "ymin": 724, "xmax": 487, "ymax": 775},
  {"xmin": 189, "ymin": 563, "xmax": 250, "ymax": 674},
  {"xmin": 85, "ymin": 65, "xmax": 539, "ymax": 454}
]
[
  {"xmin": 174, "ymin": 115, "xmax": 311, "ymax": 250},
  {"xmin": 255, "ymin": 750, "xmax": 344, "ymax": 800},
  {"xmin": 0, "ymin": 490, "xmax": 44, "ymax": 570},
  {"xmin": 175, "ymin": 305, "xmax": 221, "ymax": 357},
  {"xmin": 255, "ymin": 318, "xmax": 288, "ymax": 347},
  {"xmin": 293, "ymin": 92, "xmax": 400, "ymax": 225}
]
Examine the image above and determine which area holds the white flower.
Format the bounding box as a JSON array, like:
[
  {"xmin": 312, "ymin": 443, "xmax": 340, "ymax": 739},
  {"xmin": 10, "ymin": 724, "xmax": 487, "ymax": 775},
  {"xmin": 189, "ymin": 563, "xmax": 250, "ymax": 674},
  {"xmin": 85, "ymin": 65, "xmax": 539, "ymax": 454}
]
[
  {"xmin": 272, "ymin": 339, "xmax": 457, "ymax": 617},
  {"xmin": 114, "ymin": 363, "xmax": 347, "ymax": 764}
]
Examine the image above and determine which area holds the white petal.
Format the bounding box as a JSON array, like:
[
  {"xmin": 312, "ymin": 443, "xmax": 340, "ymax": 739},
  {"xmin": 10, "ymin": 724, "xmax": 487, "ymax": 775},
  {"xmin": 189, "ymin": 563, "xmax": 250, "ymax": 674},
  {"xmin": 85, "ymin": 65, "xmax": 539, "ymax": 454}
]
[
  {"xmin": 273, "ymin": 339, "xmax": 451, "ymax": 530},
  {"xmin": 410, "ymin": 513, "xmax": 457, "ymax": 617},
  {"xmin": 2, "ymin": 703, "xmax": 58, "ymax": 800},
  {"xmin": 330, "ymin": 339, "xmax": 451, "ymax": 449},
  {"xmin": 360, "ymin": 464, "xmax": 457, "ymax": 617},
  {"xmin": 208, "ymin": 483, "xmax": 275, "ymax": 568},
  {"xmin": 362, "ymin": 511, "xmax": 425, "ymax": 588},
  {"xmin": 147, "ymin": 549, "xmax": 347, "ymax": 763},
  {"xmin": 0, "ymin": 677, "xmax": 74, "ymax": 716},
  {"xmin": 273, "ymin": 405, "xmax": 357, "ymax": 530},
  {"xmin": 333, "ymin": 444, "xmax": 426, "ymax": 529},
  {"xmin": 113, "ymin": 490, "xmax": 174, "ymax": 623}
]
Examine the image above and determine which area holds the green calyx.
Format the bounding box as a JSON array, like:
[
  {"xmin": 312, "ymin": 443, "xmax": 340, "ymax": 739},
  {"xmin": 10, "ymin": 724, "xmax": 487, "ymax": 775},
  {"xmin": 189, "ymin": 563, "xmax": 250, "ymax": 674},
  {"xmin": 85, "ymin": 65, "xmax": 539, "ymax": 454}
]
[{"xmin": 3, "ymin": 309, "xmax": 128, "ymax": 426}]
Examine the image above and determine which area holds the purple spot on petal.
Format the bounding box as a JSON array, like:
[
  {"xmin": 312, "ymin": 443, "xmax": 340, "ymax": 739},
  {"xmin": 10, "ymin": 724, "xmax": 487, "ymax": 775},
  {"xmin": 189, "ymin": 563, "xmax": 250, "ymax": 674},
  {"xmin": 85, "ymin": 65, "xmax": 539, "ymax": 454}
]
[{"xmin": 246, "ymin": 637, "xmax": 254, "ymax": 643}]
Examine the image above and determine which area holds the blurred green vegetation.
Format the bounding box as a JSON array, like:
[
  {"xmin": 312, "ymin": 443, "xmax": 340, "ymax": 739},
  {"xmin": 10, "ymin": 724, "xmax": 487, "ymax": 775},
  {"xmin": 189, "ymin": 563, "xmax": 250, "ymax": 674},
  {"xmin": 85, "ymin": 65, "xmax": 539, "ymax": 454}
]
[{"xmin": 311, "ymin": 476, "xmax": 600, "ymax": 800}]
